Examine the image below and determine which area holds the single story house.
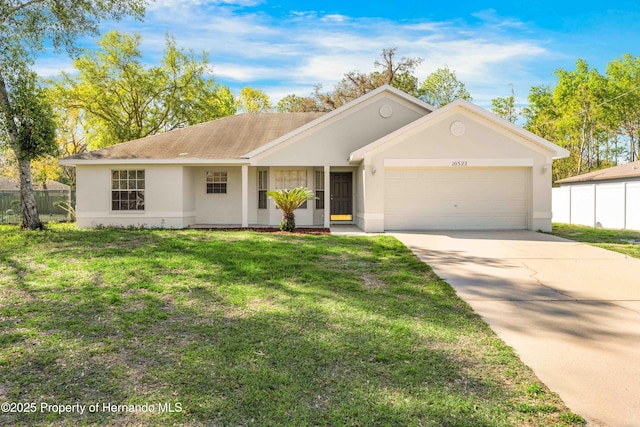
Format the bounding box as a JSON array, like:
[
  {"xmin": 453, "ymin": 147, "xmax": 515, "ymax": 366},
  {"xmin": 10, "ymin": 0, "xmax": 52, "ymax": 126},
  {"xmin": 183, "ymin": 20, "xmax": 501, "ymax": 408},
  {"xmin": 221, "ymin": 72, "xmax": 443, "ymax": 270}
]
[
  {"xmin": 553, "ymin": 161, "xmax": 640, "ymax": 230},
  {"xmin": 60, "ymin": 85, "xmax": 569, "ymax": 232}
]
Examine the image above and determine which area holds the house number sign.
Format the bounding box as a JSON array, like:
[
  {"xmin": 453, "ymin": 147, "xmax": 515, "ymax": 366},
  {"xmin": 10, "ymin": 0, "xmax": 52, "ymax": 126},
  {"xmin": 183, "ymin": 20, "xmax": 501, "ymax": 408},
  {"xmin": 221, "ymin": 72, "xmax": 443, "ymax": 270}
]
[{"xmin": 451, "ymin": 161, "xmax": 469, "ymax": 167}]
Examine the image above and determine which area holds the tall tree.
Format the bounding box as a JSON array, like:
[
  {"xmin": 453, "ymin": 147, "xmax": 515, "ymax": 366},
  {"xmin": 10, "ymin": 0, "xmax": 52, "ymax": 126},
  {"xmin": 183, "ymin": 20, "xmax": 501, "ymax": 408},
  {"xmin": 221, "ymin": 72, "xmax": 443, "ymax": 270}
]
[
  {"xmin": 606, "ymin": 54, "xmax": 640, "ymax": 162},
  {"xmin": 51, "ymin": 31, "xmax": 236, "ymax": 149},
  {"xmin": 553, "ymin": 59, "xmax": 611, "ymax": 174},
  {"xmin": 280, "ymin": 48, "xmax": 423, "ymax": 112},
  {"xmin": 418, "ymin": 66, "xmax": 472, "ymax": 107},
  {"xmin": 491, "ymin": 84, "xmax": 519, "ymax": 123},
  {"xmin": 0, "ymin": 0, "xmax": 146, "ymax": 229},
  {"xmin": 276, "ymin": 94, "xmax": 319, "ymax": 113},
  {"xmin": 1, "ymin": 68, "xmax": 57, "ymax": 228},
  {"xmin": 523, "ymin": 85, "xmax": 572, "ymax": 183},
  {"xmin": 238, "ymin": 87, "xmax": 273, "ymax": 113}
]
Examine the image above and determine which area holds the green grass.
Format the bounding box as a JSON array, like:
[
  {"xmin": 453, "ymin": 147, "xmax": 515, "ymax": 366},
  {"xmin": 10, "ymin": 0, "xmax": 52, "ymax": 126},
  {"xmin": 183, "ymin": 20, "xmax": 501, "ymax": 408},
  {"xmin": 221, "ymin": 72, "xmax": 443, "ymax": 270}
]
[
  {"xmin": 0, "ymin": 224, "xmax": 583, "ymax": 426},
  {"xmin": 552, "ymin": 223, "xmax": 640, "ymax": 259}
]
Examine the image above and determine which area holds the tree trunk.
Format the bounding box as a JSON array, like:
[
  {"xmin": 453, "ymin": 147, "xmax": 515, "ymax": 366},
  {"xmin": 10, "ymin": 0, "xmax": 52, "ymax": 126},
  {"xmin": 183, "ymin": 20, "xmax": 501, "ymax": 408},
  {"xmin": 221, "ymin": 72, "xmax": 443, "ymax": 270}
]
[
  {"xmin": 280, "ymin": 211, "xmax": 296, "ymax": 232},
  {"xmin": 18, "ymin": 156, "xmax": 43, "ymax": 229},
  {"xmin": 0, "ymin": 71, "xmax": 43, "ymax": 230}
]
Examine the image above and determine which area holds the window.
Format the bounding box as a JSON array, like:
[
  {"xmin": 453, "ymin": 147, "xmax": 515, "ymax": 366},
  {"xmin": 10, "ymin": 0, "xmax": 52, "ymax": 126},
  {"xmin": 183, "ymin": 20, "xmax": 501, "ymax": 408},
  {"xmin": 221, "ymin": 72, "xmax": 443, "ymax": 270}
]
[
  {"xmin": 258, "ymin": 170, "xmax": 268, "ymax": 209},
  {"xmin": 206, "ymin": 171, "xmax": 227, "ymax": 194},
  {"xmin": 111, "ymin": 170, "xmax": 145, "ymax": 211},
  {"xmin": 275, "ymin": 170, "xmax": 308, "ymax": 209},
  {"xmin": 315, "ymin": 170, "xmax": 325, "ymax": 209}
]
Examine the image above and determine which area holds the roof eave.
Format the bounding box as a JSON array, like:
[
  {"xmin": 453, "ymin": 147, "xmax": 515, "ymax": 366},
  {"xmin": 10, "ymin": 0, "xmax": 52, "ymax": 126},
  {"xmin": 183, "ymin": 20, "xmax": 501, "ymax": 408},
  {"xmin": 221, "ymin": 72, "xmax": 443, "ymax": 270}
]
[
  {"xmin": 243, "ymin": 85, "xmax": 435, "ymax": 160},
  {"xmin": 349, "ymin": 99, "xmax": 570, "ymax": 161},
  {"xmin": 59, "ymin": 158, "xmax": 251, "ymax": 166}
]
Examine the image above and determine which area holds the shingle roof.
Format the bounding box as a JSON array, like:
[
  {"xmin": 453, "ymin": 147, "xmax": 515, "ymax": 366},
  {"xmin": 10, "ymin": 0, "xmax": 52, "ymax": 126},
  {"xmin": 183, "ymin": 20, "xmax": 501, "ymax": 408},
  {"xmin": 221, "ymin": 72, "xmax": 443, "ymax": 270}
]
[
  {"xmin": 556, "ymin": 161, "xmax": 640, "ymax": 184},
  {"xmin": 0, "ymin": 177, "xmax": 70, "ymax": 190},
  {"xmin": 63, "ymin": 113, "xmax": 326, "ymax": 161}
]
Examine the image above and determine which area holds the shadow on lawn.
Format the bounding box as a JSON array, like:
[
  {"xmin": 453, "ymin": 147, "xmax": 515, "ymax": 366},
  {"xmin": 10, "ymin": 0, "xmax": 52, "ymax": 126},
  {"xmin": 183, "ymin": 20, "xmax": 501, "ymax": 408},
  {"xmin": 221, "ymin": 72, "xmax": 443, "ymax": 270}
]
[{"xmin": 0, "ymin": 228, "xmax": 560, "ymax": 426}]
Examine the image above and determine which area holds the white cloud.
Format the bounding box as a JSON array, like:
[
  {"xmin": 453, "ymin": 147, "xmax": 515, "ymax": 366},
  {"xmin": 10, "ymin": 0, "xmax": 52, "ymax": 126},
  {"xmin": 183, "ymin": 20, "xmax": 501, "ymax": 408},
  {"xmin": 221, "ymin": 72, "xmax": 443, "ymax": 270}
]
[{"xmin": 34, "ymin": 2, "xmax": 556, "ymax": 107}]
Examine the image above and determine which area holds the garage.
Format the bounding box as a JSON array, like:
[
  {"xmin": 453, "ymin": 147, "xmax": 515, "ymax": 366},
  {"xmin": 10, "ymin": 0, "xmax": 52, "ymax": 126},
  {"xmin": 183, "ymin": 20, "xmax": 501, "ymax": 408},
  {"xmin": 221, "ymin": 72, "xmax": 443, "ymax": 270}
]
[{"xmin": 384, "ymin": 167, "xmax": 530, "ymax": 230}]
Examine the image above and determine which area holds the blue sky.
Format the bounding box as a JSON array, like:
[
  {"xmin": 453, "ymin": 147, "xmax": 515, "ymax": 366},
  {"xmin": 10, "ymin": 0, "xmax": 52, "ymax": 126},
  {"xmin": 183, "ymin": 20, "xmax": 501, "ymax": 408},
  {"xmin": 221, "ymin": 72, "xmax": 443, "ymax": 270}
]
[{"xmin": 34, "ymin": 0, "xmax": 640, "ymax": 108}]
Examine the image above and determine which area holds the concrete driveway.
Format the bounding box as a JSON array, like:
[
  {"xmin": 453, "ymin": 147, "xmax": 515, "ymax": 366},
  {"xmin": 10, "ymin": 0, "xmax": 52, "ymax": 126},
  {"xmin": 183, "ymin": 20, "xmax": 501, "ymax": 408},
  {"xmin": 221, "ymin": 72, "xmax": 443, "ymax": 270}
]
[{"xmin": 391, "ymin": 231, "xmax": 640, "ymax": 427}]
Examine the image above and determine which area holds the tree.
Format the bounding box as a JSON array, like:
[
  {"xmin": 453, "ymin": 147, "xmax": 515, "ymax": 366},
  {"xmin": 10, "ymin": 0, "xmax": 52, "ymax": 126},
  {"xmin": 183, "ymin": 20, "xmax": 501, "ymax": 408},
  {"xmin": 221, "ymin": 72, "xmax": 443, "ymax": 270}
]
[
  {"xmin": 0, "ymin": 0, "xmax": 147, "ymax": 229},
  {"xmin": 51, "ymin": 31, "xmax": 236, "ymax": 149},
  {"xmin": 1, "ymin": 69, "xmax": 57, "ymax": 228},
  {"xmin": 552, "ymin": 59, "xmax": 611, "ymax": 175},
  {"xmin": 47, "ymin": 104, "xmax": 88, "ymax": 186},
  {"xmin": 276, "ymin": 94, "xmax": 319, "ymax": 113},
  {"xmin": 267, "ymin": 187, "xmax": 315, "ymax": 232},
  {"xmin": 238, "ymin": 87, "xmax": 273, "ymax": 113},
  {"xmin": 279, "ymin": 48, "xmax": 423, "ymax": 112},
  {"xmin": 523, "ymin": 59, "xmax": 624, "ymax": 182},
  {"xmin": 491, "ymin": 84, "xmax": 519, "ymax": 123},
  {"xmin": 606, "ymin": 54, "xmax": 640, "ymax": 162},
  {"xmin": 418, "ymin": 66, "xmax": 472, "ymax": 107}
]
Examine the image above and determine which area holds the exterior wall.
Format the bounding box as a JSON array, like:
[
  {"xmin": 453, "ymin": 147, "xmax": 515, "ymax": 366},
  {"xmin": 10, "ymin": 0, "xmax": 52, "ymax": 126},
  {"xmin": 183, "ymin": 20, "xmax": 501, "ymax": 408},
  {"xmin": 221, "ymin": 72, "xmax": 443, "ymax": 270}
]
[
  {"xmin": 257, "ymin": 95, "xmax": 427, "ymax": 167},
  {"xmin": 193, "ymin": 166, "xmax": 242, "ymax": 224},
  {"xmin": 361, "ymin": 111, "xmax": 554, "ymax": 232},
  {"xmin": 552, "ymin": 180, "xmax": 640, "ymax": 230},
  {"xmin": 182, "ymin": 167, "xmax": 196, "ymax": 226},
  {"xmin": 355, "ymin": 163, "xmax": 366, "ymax": 230},
  {"xmin": 75, "ymin": 165, "xmax": 191, "ymax": 228},
  {"xmin": 266, "ymin": 166, "xmax": 316, "ymax": 227}
]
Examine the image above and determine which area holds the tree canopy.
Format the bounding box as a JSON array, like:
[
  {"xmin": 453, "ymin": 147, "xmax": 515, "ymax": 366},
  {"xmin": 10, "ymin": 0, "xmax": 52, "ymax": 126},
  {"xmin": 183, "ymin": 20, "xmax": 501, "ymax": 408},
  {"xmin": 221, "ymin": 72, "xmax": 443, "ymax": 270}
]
[
  {"xmin": 277, "ymin": 49, "xmax": 471, "ymax": 113},
  {"xmin": 238, "ymin": 87, "xmax": 273, "ymax": 113},
  {"xmin": 418, "ymin": 66, "xmax": 472, "ymax": 108},
  {"xmin": 0, "ymin": 0, "xmax": 147, "ymax": 229},
  {"xmin": 50, "ymin": 31, "xmax": 236, "ymax": 149},
  {"xmin": 524, "ymin": 56, "xmax": 640, "ymax": 182}
]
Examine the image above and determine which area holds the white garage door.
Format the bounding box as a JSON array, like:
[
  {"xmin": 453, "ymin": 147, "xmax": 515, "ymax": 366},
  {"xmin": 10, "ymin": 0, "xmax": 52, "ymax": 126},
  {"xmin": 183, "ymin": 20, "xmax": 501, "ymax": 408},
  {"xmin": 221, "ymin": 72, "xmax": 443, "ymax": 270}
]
[{"xmin": 384, "ymin": 167, "xmax": 529, "ymax": 230}]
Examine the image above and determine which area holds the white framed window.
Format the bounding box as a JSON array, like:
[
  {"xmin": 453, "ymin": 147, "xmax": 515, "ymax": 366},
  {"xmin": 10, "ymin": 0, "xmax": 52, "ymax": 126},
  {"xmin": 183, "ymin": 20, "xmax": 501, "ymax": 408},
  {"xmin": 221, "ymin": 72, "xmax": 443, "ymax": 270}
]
[
  {"xmin": 275, "ymin": 170, "xmax": 307, "ymax": 189},
  {"xmin": 315, "ymin": 170, "xmax": 324, "ymax": 209},
  {"xmin": 275, "ymin": 170, "xmax": 308, "ymax": 209},
  {"xmin": 258, "ymin": 170, "xmax": 268, "ymax": 209},
  {"xmin": 111, "ymin": 170, "xmax": 145, "ymax": 211},
  {"xmin": 206, "ymin": 171, "xmax": 227, "ymax": 194}
]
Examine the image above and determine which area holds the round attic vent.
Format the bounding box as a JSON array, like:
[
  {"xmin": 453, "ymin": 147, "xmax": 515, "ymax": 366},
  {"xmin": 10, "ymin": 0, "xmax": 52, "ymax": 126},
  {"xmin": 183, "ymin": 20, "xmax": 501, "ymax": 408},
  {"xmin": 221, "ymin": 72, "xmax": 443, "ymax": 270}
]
[
  {"xmin": 450, "ymin": 121, "xmax": 466, "ymax": 136},
  {"xmin": 379, "ymin": 104, "xmax": 393, "ymax": 118}
]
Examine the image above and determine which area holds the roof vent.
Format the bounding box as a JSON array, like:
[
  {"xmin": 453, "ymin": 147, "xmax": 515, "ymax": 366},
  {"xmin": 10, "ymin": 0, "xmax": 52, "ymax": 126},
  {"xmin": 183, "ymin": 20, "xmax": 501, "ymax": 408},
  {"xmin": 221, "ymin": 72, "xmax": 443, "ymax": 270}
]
[
  {"xmin": 450, "ymin": 121, "xmax": 466, "ymax": 136},
  {"xmin": 379, "ymin": 105, "xmax": 393, "ymax": 118}
]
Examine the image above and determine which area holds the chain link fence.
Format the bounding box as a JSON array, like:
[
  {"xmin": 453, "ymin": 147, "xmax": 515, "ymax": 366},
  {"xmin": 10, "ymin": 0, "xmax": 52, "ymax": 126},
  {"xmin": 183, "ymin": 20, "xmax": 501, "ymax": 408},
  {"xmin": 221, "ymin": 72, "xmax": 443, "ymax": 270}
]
[{"xmin": 0, "ymin": 190, "xmax": 76, "ymax": 224}]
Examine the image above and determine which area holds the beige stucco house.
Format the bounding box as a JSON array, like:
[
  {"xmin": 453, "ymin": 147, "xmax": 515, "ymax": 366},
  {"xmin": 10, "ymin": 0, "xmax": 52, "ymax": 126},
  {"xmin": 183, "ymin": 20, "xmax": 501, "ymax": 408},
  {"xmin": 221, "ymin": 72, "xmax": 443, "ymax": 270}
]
[{"xmin": 60, "ymin": 85, "xmax": 569, "ymax": 232}]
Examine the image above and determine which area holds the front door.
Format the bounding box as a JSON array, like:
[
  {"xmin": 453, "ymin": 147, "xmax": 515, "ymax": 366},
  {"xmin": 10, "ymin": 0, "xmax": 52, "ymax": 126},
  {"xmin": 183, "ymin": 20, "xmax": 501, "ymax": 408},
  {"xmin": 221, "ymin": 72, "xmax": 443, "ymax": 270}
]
[{"xmin": 330, "ymin": 172, "xmax": 353, "ymax": 221}]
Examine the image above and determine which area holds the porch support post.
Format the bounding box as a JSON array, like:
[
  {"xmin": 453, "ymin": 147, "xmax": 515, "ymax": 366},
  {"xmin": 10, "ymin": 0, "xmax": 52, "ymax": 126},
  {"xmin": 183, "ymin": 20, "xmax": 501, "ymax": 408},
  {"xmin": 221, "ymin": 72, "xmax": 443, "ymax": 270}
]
[
  {"xmin": 324, "ymin": 165, "xmax": 330, "ymax": 229},
  {"xmin": 242, "ymin": 165, "xmax": 249, "ymax": 228}
]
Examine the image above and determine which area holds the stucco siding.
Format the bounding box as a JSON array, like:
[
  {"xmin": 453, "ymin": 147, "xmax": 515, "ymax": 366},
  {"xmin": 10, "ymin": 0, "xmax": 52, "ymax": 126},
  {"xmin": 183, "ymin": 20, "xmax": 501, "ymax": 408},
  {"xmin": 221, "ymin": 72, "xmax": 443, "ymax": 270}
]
[
  {"xmin": 193, "ymin": 166, "xmax": 242, "ymax": 224},
  {"xmin": 257, "ymin": 96, "xmax": 426, "ymax": 166},
  {"xmin": 76, "ymin": 165, "xmax": 189, "ymax": 228},
  {"xmin": 362, "ymin": 111, "xmax": 554, "ymax": 232}
]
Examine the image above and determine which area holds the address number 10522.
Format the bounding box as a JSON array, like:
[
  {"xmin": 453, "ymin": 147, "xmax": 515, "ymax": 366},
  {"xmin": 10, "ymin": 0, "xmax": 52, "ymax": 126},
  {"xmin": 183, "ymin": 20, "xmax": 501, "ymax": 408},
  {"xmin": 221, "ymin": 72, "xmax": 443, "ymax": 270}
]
[{"xmin": 451, "ymin": 161, "xmax": 468, "ymax": 167}]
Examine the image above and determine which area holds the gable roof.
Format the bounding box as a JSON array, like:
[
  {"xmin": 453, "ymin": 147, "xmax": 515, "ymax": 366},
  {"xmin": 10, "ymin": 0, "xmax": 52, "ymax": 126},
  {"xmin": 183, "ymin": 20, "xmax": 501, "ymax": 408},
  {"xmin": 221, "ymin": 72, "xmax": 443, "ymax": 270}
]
[
  {"xmin": 556, "ymin": 161, "xmax": 640, "ymax": 184},
  {"xmin": 349, "ymin": 99, "xmax": 570, "ymax": 162},
  {"xmin": 60, "ymin": 85, "xmax": 435, "ymax": 166},
  {"xmin": 60, "ymin": 113, "xmax": 325, "ymax": 164},
  {"xmin": 243, "ymin": 85, "xmax": 435, "ymax": 160}
]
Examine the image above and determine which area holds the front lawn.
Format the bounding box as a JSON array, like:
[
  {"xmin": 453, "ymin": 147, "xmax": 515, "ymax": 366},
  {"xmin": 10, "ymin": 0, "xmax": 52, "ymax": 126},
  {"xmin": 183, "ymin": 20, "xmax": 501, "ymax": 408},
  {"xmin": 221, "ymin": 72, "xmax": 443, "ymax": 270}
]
[
  {"xmin": 552, "ymin": 223, "xmax": 640, "ymax": 259},
  {"xmin": 0, "ymin": 225, "xmax": 582, "ymax": 426}
]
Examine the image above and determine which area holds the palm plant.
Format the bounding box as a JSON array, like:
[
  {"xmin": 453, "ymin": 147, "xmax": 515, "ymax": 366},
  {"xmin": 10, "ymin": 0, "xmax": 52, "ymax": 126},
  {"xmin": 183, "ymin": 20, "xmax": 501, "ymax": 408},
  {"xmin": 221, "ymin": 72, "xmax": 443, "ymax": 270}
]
[{"xmin": 267, "ymin": 187, "xmax": 316, "ymax": 232}]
